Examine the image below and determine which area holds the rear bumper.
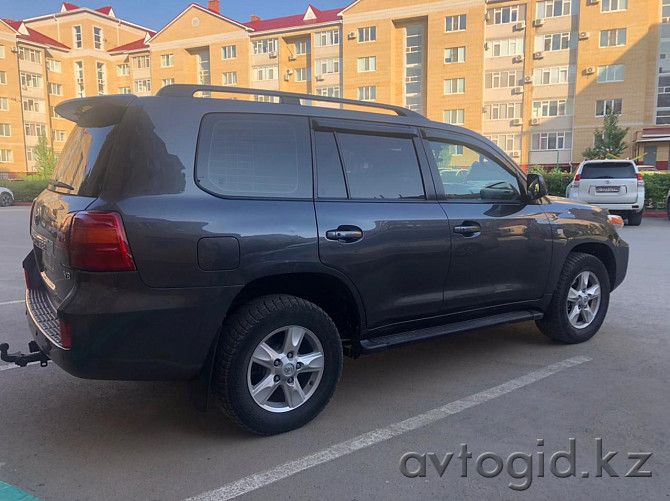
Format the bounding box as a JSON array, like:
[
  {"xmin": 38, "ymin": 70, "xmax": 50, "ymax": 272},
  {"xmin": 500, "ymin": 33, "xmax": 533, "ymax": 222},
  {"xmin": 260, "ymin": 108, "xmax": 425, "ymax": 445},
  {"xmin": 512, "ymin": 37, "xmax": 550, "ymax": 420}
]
[
  {"xmin": 592, "ymin": 203, "xmax": 643, "ymax": 213},
  {"xmin": 25, "ymin": 270, "xmax": 242, "ymax": 381}
]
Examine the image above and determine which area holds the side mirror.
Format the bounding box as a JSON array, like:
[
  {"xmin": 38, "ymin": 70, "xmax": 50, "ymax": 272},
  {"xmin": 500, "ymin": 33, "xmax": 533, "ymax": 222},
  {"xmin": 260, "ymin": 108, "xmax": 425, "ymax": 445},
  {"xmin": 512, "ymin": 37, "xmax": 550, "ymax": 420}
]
[{"xmin": 527, "ymin": 173, "xmax": 548, "ymax": 201}]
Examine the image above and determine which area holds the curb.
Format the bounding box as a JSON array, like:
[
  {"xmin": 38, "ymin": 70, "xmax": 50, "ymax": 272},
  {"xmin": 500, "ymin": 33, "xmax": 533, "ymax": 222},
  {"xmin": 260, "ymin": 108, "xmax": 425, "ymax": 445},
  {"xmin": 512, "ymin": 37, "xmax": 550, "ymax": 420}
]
[{"xmin": 643, "ymin": 212, "xmax": 667, "ymax": 219}]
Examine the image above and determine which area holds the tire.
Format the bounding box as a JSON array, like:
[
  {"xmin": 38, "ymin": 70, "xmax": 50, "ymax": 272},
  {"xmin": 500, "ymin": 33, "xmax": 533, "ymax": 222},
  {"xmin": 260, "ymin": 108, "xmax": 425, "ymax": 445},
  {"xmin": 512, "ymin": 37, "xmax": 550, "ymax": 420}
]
[
  {"xmin": 213, "ymin": 294, "xmax": 343, "ymax": 435},
  {"xmin": 536, "ymin": 252, "xmax": 610, "ymax": 344},
  {"xmin": 0, "ymin": 192, "xmax": 12, "ymax": 207},
  {"xmin": 627, "ymin": 210, "xmax": 643, "ymax": 226}
]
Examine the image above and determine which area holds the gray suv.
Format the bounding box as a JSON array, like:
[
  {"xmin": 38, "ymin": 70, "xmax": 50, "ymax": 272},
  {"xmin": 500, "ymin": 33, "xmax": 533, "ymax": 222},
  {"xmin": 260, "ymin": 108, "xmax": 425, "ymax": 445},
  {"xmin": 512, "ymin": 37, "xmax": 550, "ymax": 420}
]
[{"xmin": 4, "ymin": 86, "xmax": 629, "ymax": 435}]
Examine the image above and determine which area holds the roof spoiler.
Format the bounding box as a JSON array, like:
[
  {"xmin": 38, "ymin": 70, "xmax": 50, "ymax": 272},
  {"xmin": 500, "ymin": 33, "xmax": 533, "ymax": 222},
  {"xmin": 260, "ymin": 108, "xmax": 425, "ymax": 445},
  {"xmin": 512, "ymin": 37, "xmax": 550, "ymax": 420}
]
[{"xmin": 55, "ymin": 95, "xmax": 137, "ymax": 127}]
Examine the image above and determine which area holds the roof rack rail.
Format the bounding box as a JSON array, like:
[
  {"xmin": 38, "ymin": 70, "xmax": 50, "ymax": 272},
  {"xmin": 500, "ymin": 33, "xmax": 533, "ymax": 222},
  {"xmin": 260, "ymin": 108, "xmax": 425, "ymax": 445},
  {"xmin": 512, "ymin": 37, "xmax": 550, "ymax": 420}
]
[{"xmin": 155, "ymin": 84, "xmax": 424, "ymax": 119}]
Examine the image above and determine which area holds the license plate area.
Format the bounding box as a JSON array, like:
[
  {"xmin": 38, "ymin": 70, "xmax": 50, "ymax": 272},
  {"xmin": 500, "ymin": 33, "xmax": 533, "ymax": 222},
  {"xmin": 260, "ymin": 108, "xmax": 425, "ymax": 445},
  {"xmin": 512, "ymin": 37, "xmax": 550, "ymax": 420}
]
[{"xmin": 595, "ymin": 186, "xmax": 621, "ymax": 193}]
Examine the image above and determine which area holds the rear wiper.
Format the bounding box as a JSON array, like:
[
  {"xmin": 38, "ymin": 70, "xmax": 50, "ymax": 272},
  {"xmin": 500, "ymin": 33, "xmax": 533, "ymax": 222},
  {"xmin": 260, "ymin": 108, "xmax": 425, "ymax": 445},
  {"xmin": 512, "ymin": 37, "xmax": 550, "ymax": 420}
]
[{"xmin": 48, "ymin": 179, "xmax": 75, "ymax": 191}]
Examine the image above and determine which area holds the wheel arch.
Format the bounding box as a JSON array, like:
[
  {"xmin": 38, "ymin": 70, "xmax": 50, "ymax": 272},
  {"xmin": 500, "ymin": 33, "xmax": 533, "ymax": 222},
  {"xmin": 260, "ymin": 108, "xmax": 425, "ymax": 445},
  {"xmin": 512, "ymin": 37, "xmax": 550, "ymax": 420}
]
[{"xmin": 567, "ymin": 242, "xmax": 617, "ymax": 291}]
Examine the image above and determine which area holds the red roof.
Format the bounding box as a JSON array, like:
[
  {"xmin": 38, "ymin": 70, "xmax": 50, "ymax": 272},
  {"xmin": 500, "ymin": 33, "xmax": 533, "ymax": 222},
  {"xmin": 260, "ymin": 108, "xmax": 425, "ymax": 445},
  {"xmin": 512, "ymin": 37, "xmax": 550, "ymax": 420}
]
[
  {"xmin": 62, "ymin": 2, "xmax": 79, "ymax": 11},
  {"xmin": 108, "ymin": 37, "xmax": 149, "ymax": 53},
  {"xmin": 2, "ymin": 19, "xmax": 70, "ymax": 50},
  {"xmin": 243, "ymin": 5, "xmax": 342, "ymax": 32},
  {"xmin": 96, "ymin": 6, "xmax": 113, "ymax": 15}
]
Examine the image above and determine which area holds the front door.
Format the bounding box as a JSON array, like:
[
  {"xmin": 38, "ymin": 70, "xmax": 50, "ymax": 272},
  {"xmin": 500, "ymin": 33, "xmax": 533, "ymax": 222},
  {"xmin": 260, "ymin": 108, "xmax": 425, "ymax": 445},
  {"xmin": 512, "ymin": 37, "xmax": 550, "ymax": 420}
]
[
  {"xmin": 422, "ymin": 130, "xmax": 553, "ymax": 312},
  {"xmin": 312, "ymin": 120, "xmax": 451, "ymax": 330}
]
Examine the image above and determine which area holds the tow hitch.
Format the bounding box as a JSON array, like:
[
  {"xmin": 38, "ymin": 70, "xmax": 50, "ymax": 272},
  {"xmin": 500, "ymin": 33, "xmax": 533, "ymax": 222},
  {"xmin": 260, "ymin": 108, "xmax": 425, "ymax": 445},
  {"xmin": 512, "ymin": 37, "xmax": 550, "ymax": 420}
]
[{"xmin": 0, "ymin": 341, "xmax": 49, "ymax": 367}]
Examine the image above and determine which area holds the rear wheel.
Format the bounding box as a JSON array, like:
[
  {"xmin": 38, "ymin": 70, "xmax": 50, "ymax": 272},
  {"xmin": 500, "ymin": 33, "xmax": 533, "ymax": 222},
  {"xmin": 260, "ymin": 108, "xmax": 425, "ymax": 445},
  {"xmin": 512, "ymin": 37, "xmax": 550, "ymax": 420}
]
[
  {"xmin": 213, "ymin": 295, "xmax": 343, "ymax": 435},
  {"xmin": 627, "ymin": 210, "xmax": 643, "ymax": 226},
  {"xmin": 0, "ymin": 192, "xmax": 12, "ymax": 207},
  {"xmin": 536, "ymin": 252, "xmax": 610, "ymax": 344}
]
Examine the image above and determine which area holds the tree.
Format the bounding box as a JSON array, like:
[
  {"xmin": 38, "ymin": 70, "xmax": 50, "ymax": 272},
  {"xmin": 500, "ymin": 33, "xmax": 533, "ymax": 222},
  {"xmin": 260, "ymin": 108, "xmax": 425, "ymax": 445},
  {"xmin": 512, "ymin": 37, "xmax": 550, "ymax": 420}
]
[
  {"xmin": 582, "ymin": 110, "xmax": 629, "ymax": 160},
  {"xmin": 33, "ymin": 133, "xmax": 57, "ymax": 179}
]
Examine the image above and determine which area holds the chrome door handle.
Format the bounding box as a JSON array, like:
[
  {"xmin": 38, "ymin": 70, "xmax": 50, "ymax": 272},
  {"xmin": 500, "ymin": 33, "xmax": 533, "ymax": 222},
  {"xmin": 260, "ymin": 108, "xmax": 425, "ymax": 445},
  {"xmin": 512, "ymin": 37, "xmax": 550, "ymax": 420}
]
[
  {"xmin": 326, "ymin": 229, "xmax": 363, "ymax": 242},
  {"xmin": 453, "ymin": 224, "xmax": 481, "ymax": 236}
]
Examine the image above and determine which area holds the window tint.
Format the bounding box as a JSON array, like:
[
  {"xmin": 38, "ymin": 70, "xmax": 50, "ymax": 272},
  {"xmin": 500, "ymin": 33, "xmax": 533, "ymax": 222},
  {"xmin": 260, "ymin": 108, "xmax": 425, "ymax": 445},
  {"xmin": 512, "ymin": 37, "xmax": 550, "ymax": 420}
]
[
  {"xmin": 196, "ymin": 114, "xmax": 312, "ymax": 198},
  {"xmin": 314, "ymin": 131, "xmax": 347, "ymax": 198},
  {"xmin": 580, "ymin": 162, "xmax": 636, "ymax": 179},
  {"xmin": 337, "ymin": 133, "xmax": 425, "ymax": 199},
  {"xmin": 428, "ymin": 141, "xmax": 521, "ymax": 202}
]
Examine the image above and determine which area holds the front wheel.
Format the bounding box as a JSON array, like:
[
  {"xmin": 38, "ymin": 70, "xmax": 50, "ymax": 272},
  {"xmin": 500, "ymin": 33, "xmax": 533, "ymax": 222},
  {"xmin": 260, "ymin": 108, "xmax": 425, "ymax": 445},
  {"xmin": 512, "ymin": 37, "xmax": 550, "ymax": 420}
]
[
  {"xmin": 536, "ymin": 252, "xmax": 610, "ymax": 344},
  {"xmin": 0, "ymin": 192, "xmax": 12, "ymax": 207},
  {"xmin": 213, "ymin": 295, "xmax": 343, "ymax": 435}
]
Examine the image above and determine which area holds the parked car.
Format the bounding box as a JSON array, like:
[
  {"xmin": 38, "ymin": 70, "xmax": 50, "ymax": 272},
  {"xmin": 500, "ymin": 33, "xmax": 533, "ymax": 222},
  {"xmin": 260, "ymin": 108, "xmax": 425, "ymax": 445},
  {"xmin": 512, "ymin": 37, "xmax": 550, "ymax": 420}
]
[
  {"xmin": 0, "ymin": 186, "xmax": 13, "ymax": 207},
  {"xmin": 5, "ymin": 86, "xmax": 629, "ymax": 435},
  {"xmin": 566, "ymin": 159, "xmax": 645, "ymax": 226}
]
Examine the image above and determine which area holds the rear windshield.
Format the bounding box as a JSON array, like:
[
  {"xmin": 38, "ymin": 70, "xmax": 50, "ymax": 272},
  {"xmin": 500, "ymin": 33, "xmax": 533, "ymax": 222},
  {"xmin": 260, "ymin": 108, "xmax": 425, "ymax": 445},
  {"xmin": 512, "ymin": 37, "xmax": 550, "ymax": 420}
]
[
  {"xmin": 580, "ymin": 162, "xmax": 636, "ymax": 179},
  {"xmin": 50, "ymin": 125, "xmax": 116, "ymax": 196}
]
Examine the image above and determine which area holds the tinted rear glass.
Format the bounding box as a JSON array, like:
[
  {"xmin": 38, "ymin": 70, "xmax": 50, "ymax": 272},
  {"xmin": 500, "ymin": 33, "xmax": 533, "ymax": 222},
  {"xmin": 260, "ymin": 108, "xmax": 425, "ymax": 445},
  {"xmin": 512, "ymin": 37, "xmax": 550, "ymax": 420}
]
[
  {"xmin": 580, "ymin": 162, "xmax": 636, "ymax": 179},
  {"xmin": 50, "ymin": 125, "xmax": 115, "ymax": 196}
]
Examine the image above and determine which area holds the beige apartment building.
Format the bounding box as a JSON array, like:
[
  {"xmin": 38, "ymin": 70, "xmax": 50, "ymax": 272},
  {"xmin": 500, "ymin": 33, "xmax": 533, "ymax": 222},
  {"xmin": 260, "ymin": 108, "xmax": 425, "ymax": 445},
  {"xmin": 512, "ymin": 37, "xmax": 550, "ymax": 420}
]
[{"xmin": 0, "ymin": 0, "xmax": 668, "ymax": 177}]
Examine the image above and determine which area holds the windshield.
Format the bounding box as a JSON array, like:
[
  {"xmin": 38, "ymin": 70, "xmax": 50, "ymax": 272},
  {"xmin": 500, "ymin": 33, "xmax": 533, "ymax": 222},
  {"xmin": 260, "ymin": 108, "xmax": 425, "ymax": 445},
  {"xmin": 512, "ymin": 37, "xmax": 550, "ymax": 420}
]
[{"xmin": 580, "ymin": 162, "xmax": 636, "ymax": 179}]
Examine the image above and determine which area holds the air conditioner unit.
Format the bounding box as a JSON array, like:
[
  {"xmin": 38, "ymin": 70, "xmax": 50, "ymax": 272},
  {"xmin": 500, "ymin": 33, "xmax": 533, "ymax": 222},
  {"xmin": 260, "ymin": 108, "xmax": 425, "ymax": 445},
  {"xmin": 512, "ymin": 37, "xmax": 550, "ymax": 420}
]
[
  {"xmin": 588, "ymin": 0, "xmax": 600, "ymax": 4},
  {"xmin": 11, "ymin": 47, "xmax": 18, "ymax": 53},
  {"xmin": 513, "ymin": 86, "xmax": 524, "ymax": 94},
  {"xmin": 533, "ymin": 51, "xmax": 544, "ymax": 60},
  {"xmin": 283, "ymin": 74, "xmax": 290, "ymax": 81},
  {"xmin": 286, "ymin": 68, "xmax": 294, "ymax": 75},
  {"xmin": 585, "ymin": 66, "xmax": 596, "ymax": 75},
  {"xmin": 530, "ymin": 118, "xmax": 539, "ymax": 125},
  {"xmin": 513, "ymin": 55, "xmax": 524, "ymax": 63},
  {"xmin": 269, "ymin": 51, "xmax": 278, "ymax": 58},
  {"xmin": 482, "ymin": 105, "xmax": 487, "ymax": 113},
  {"xmin": 348, "ymin": 31, "xmax": 356, "ymax": 40},
  {"xmin": 512, "ymin": 118, "xmax": 523, "ymax": 126},
  {"xmin": 316, "ymin": 75, "xmax": 325, "ymax": 81},
  {"xmin": 532, "ymin": 18, "xmax": 545, "ymax": 28},
  {"xmin": 484, "ymin": 41, "xmax": 490, "ymax": 50},
  {"xmin": 510, "ymin": 150, "xmax": 520, "ymax": 158},
  {"xmin": 484, "ymin": 11, "xmax": 490, "ymax": 21},
  {"xmin": 514, "ymin": 21, "xmax": 526, "ymax": 31},
  {"xmin": 523, "ymin": 75, "xmax": 533, "ymax": 84},
  {"xmin": 288, "ymin": 54, "xmax": 297, "ymax": 61},
  {"xmin": 579, "ymin": 31, "xmax": 590, "ymax": 40}
]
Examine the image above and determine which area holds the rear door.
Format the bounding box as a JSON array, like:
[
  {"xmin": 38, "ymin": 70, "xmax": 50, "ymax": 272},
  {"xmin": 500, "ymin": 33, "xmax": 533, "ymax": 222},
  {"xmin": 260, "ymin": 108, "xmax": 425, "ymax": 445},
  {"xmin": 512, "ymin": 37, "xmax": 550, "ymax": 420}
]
[
  {"xmin": 312, "ymin": 119, "xmax": 451, "ymax": 330},
  {"xmin": 578, "ymin": 161, "xmax": 638, "ymax": 204}
]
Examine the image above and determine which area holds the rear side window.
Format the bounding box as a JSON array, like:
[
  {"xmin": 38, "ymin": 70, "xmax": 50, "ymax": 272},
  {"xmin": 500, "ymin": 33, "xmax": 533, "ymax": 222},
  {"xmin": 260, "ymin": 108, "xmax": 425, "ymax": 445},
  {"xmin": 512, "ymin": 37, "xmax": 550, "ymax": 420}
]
[
  {"xmin": 50, "ymin": 125, "xmax": 115, "ymax": 196},
  {"xmin": 196, "ymin": 114, "xmax": 312, "ymax": 199},
  {"xmin": 580, "ymin": 162, "xmax": 636, "ymax": 179},
  {"xmin": 314, "ymin": 131, "xmax": 347, "ymax": 199}
]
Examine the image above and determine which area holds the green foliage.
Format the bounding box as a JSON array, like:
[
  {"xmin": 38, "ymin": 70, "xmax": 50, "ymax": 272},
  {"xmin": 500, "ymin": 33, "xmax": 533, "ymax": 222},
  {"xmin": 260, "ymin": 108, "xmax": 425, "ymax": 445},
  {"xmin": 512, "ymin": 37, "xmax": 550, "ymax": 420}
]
[
  {"xmin": 582, "ymin": 111, "xmax": 630, "ymax": 160},
  {"xmin": 33, "ymin": 133, "xmax": 58, "ymax": 180},
  {"xmin": 641, "ymin": 172, "xmax": 670, "ymax": 210},
  {"xmin": 527, "ymin": 165, "xmax": 572, "ymax": 197},
  {"xmin": 0, "ymin": 178, "xmax": 48, "ymax": 203}
]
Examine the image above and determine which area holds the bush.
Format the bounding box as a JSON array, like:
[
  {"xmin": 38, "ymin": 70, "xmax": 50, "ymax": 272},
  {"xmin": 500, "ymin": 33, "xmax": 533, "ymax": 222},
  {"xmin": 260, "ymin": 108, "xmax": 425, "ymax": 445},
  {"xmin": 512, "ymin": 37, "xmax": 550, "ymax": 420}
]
[
  {"xmin": 641, "ymin": 172, "xmax": 670, "ymax": 210},
  {"xmin": 0, "ymin": 178, "xmax": 48, "ymax": 203},
  {"xmin": 527, "ymin": 165, "xmax": 572, "ymax": 197}
]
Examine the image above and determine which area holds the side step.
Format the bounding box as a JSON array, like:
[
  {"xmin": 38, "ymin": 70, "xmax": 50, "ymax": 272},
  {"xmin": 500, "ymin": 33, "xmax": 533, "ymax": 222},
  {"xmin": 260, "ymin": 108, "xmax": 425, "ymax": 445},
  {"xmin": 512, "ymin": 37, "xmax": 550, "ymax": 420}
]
[{"xmin": 359, "ymin": 310, "xmax": 543, "ymax": 354}]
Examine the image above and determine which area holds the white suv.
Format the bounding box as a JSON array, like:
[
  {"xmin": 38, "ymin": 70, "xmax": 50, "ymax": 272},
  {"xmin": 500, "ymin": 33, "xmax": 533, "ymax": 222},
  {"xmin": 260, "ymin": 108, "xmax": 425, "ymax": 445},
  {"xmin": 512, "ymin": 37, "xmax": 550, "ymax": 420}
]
[{"xmin": 566, "ymin": 160, "xmax": 645, "ymax": 226}]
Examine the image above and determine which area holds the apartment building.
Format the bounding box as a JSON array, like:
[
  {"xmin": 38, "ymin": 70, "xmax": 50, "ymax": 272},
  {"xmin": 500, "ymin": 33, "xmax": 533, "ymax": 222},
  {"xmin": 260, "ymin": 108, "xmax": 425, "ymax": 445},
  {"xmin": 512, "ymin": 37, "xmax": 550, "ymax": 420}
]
[{"xmin": 0, "ymin": 0, "xmax": 667, "ymax": 177}]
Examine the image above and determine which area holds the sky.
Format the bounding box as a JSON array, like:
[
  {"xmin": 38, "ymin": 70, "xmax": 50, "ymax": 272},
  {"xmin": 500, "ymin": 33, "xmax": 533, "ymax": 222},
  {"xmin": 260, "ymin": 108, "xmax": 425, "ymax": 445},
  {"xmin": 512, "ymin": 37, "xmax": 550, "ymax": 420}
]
[{"xmin": 2, "ymin": 0, "xmax": 349, "ymax": 30}]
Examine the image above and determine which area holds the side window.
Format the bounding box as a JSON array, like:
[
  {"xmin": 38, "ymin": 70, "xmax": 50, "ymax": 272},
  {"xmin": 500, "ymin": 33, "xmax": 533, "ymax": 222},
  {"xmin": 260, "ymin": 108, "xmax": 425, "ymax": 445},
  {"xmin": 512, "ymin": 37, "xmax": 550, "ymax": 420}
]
[
  {"xmin": 314, "ymin": 131, "xmax": 347, "ymax": 198},
  {"xmin": 428, "ymin": 141, "xmax": 521, "ymax": 202},
  {"xmin": 337, "ymin": 133, "xmax": 425, "ymax": 200},
  {"xmin": 196, "ymin": 114, "xmax": 312, "ymax": 198}
]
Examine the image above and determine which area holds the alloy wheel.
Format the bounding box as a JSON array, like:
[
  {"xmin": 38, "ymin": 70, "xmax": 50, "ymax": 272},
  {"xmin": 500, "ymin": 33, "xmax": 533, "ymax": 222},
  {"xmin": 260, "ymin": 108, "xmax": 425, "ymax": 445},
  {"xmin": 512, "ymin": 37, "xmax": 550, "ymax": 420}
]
[{"xmin": 566, "ymin": 271, "xmax": 601, "ymax": 329}]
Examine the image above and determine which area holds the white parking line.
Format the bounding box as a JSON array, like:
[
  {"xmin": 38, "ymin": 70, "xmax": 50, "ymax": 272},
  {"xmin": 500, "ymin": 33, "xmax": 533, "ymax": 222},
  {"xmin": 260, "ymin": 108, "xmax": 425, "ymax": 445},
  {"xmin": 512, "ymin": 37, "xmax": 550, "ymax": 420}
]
[
  {"xmin": 0, "ymin": 300, "xmax": 23, "ymax": 307},
  {"xmin": 0, "ymin": 364, "xmax": 23, "ymax": 372},
  {"xmin": 184, "ymin": 356, "xmax": 592, "ymax": 501}
]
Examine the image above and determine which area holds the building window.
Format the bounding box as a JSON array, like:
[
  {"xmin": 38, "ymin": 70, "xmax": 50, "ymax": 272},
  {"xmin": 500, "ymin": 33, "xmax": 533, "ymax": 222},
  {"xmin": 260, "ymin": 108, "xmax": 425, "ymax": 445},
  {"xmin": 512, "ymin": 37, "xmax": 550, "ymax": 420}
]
[
  {"xmin": 48, "ymin": 83, "xmax": 63, "ymax": 95},
  {"xmin": 295, "ymin": 68, "xmax": 310, "ymax": 82},
  {"xmin": 93, "ymin": 27, "xmax": 103, "ymax": 50},
  {"xmin": 314, "ymin": 30, "xmax": 340, "ymax": 47},
  {"xmin": 0, "ymin": 150, "xmax": 13, "ymax": 163},
  {"xmin": 20, "ymin": 72, "xmax": 43, "ymax": 89},
  {"xmin": 444, "ymin": 109, "xmax": 465, "ymax": 125},
  {"xmin": 294, "ymin": 41, "xmax": 309, "ymax": 55},
  {"xmin": 74, "ymin": 61, "xmax": 84, "ymax": 97},
  {"xmin": 445, "ymin": 14, "xmax": 466, "ymax": 32},
  {"xmin": 222, "ymin": 72, "xmax": 237, "ymax": 85},
  {"xmin": 73, "ymin": 25, "xmax": 82, "ymax": 48},
  {"xmin": 536, "ymin": 0, "xmax": 571, "ymax": 19},
  {"xmin": 602, "ymin": 0, "xmax": 627, "ymax": 12},
  {"xmin": 357, "ymin": 56, "xmax": 376, "ymax": 72},
  {"xmin": 222, "ymin": 45, "xmax": 236, "ymax": 59},
  {"xmin": 254, "ymin": 65, "xmax": 278, "ymax": 81},
  {"xmin": 358, "ymin": 26, "xmax": 376, "ymax": 42},
  {"xmin": 24, "ymin": 123, "xmax": 47, "ymax": 137},
  {"xmin": 0, "ymin": 97, "xmax": 7, "ymax": 111},
  {"xmin": 0, "ymin": 45, "xmax": 4, "ymax": 58},
  {"xmin": 161, "ymin": 54, "xmax": 174, "ymax": 67},
  {"xmin": 161, "ymin": 78, "xmax": 175, "ymax": 88},
  {"xmin": 487, "ymin": 38, "xmax": 524, "ymax": 58},
  {"xmin": 483, "ymin": 102, "xmax": 522, "ymax": 120},
  {"xmin": 600, "ymin": 28, "xmax": 626, "ymax": 47},
  {"xmin": 596, "ymin": 99, "xmax": 622, "ymax": 116},
  {"xmin": 18, "ymin": 47, "xmax": 42, "ymax": 64},
  {"xmin": 485, "ymin": 70, "xmax": 522, "ymax": 88},
  {"xmin": 0, "ymin": 124, "xmax": 10, "ymax": 137},
  {"xmin": 96, "ymin": 62, "xmax": 106, "ymax": 95},
  {"xmin": 117, "ymin": 63, "xmax": 130, "ymax": 76},
  {"xmin": 253, "ymin": 38, "xmax": 278, "ymax": 54},
  {"xmin": 444, "ymin": 78, "xmax": 465, "ymax": 94},
  {"xmin": 404, "ymin": 25, "xmax": 423, "ymax": 113},
  {"xmin": 486, "ymin": 134, "xmax": 521, "ymax": 152},
  {"xmin": 52, "ymin": 130, "xmax": 66, "ymax": 142},
  {"xmin": 533, "ymin": 66, "xmax": 573, "ymax": 85},
  {"xmin": 597, "ymin": 64, "xmax": 624, "ymax": 82},
  {"xmin": 531, "ymin": 132, "xmax": 572, "ymax": 150},
  {"xmin": 47, "ymin": 59, "xmax": 61, "ymax": 72},
  {"xmin": 0, "ymin": 71, "xmax": 5, "ymax": 85},
  {"xmin": 50, "ymin": 106, "xmax": 60, "ymax": 119},
  {"xmin": 315, "ymin": 58, "xmax": 340, "ymax": 75},
  {"xmin": 134, "ymin": 55, "xmax": 150, "ymax": 69},
  {"xmin": 444, "ymin": 46, "xmax": 466, "ymax": 63},
  {"xmin": 118, "ymin": 86, "xmax": 131, "ymax": 94},
  {"xmin": 537, "ymin": 32, "xmax": 571, "ymax": 52},
  {"xmin": 134, "ymin": 79, "xmax": 152, "ymax": 93},
  {"xmin": 316, "ymin": 86, "xmax": 340, "ymax": 97},
  {"xmin": 22, "ymin": 98, "xmax": 44, "ymax": 113},
  {"xmin": 358, "ymin": 86, "xmax": 376, "ymax": 101},
  {"xmin": 489, "ymin": 6, "xmax": 520, "ymax": 24},
  {"xmin": 532, "ymin": 99, "xmax": 573, "ymax": 118}
]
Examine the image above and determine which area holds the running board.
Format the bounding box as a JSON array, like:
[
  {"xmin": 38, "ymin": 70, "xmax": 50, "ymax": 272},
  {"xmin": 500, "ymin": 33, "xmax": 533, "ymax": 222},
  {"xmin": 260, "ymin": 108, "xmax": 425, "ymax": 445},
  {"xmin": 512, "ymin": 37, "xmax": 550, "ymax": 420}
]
[{"xmin": 359, "ymin": 310, "xmax": 543, "ymax": 354}]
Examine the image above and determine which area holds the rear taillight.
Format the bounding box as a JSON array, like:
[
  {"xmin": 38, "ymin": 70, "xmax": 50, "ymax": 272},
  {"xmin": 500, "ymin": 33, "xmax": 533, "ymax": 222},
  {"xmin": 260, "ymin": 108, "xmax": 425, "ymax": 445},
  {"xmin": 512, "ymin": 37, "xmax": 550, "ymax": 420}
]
[
  {"xmin": 58, "ymin": 319, "xmax": 71, "ymax": 349},
  {"xmin": 636, "ymin": 173, "xmax": 644, "ymax": 186},
  {"xmin": 574, "ymin": 174, "xmax": 581, "ymax": 182},
  {"xmin": 68, "ymin": 211, "xmax": 136, "ymax": 271}
]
